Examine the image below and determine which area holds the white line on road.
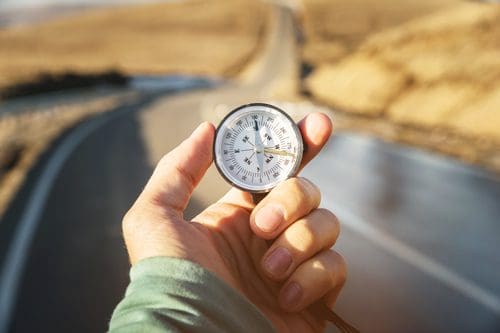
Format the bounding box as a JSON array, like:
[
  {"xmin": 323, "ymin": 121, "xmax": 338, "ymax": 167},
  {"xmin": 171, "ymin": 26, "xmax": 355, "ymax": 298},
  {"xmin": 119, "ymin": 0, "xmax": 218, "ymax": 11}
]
[
  {"xmin": 0, "ymin": 102, "xmax": 136, "ymax": 333},
  {"xmin": 326, "ymin": 198, "xmax": 500, "ymax": 316}
]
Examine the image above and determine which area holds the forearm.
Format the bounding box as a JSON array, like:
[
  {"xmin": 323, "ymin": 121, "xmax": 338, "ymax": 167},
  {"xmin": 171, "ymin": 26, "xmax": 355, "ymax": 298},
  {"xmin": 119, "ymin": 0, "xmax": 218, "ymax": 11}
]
[{"xmin": 109, "ymin": 257, "xmax": 276, "ymax": 333}]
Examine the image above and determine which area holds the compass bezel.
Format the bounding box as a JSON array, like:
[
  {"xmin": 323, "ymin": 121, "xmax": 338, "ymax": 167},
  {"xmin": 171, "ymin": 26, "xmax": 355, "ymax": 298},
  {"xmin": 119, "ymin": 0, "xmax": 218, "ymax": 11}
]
[{"xmin": 213, "ymin": 103, "xmax": 304, "ymax": 194}]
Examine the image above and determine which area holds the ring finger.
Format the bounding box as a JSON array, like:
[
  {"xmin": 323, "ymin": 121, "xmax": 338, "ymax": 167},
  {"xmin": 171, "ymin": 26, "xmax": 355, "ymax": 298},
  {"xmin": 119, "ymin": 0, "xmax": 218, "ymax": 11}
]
[
  {"xmin": 279, "ymin": 249, "xmax": 347, "ymax": 312},
  {"xmin": 261, "ymin": 208, "xmax": 340, "ymax": 280}
]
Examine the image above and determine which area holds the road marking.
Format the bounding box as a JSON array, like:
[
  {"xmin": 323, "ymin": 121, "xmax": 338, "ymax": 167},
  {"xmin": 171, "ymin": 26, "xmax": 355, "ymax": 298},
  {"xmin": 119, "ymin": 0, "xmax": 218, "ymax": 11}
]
[
  {"xmin": 326, "ymin": 198, "xmax": 500, "ymax": 316},
  {"xmin": 0, "ymin": 109, "xmax": 127, "ymax": 333},
  {"xmin": 0, "ymin": 91, "xmax": 163, "ymax": 333}
]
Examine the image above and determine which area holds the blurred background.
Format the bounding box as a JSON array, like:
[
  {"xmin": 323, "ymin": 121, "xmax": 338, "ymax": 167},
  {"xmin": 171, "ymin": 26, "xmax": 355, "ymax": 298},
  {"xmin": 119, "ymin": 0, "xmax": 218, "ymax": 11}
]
[{"xmin": 0, "ymin": 0, "xmax": 499, "ymax": 332}]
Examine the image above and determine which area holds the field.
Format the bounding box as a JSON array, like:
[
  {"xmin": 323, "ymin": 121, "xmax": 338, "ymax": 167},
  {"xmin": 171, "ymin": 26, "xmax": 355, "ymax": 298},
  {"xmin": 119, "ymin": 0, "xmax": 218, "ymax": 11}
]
[{"xmin": 0, "ymin": 0, "xmax": 268, "ymax": 92}]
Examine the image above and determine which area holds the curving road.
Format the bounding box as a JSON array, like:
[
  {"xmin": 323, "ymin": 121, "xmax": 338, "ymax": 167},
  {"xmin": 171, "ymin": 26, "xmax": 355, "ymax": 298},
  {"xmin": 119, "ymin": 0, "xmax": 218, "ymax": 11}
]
[{"xmin": 0, "ymin": 4, "xmax": 499, "ymax": 333}]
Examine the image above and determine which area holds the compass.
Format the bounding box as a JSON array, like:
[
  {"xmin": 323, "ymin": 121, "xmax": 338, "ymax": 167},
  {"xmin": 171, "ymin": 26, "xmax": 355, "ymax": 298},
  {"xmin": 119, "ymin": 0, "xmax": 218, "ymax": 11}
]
[{"xmin": 214, "ymin": 103, "xmax": 303, "ymax": 195}]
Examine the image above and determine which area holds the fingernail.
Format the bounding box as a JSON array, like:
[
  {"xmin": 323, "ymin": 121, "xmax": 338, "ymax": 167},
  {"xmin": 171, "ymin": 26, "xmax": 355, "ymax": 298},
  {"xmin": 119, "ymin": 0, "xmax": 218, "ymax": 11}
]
[
  {"xmin": 255, "ymin": 205, "xmax": 284, "ymax": 233},
  {"xmin": 281, "ymin": 282, "xmax": 302, "ymax": 309},
  {"xmin": 264, "ymin": 247, "xmax": 292, "ymax": 277}
]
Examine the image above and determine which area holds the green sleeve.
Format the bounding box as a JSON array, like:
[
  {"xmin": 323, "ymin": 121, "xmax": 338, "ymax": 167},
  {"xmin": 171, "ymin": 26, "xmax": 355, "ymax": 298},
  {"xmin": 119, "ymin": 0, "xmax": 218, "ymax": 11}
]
[{"xmin": 108, "ymin": 257, "xmax": 276, "ymax": 333}]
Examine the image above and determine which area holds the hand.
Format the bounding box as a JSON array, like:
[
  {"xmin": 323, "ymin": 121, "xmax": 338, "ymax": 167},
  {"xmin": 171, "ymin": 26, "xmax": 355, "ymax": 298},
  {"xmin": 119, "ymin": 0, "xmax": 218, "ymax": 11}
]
[{"xmin": 122, "ymin": 113, "xmax": 346, "ymax": 333}]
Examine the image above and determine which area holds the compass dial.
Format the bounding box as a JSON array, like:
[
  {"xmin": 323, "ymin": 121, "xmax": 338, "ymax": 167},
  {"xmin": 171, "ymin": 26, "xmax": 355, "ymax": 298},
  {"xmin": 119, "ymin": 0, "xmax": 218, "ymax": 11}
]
[{"xmin": 214, "ymin": 103, "xmax": 303, "ymax": 193}]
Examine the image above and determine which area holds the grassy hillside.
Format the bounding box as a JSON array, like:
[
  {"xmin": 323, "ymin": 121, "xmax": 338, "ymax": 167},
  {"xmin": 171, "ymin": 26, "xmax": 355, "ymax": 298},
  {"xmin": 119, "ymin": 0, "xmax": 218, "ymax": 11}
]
[
  {"xmin": 301, "ymin": 0, "xmax": 500, "ymax": 172},
  {"xmin": 0, "ymin": 0, "xmax": 269, "ymax": 92}
]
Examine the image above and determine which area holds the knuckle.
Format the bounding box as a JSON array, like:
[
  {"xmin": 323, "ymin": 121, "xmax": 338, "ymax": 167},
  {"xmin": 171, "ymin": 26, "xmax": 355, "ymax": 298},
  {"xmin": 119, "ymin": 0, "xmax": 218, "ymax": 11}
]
[
  {"xmin": 122, "ymin": 208, "xmax": 139, "ymax": 236},
  {"xmin": 285, "ymin": 177, "xmax": 304, "ymax": 192},
  {"xmin": 306, "ymin": 209, "xmax": 340, "ymax": 249},
  {"xmin": 289, "ymin": 221, "xmax": 317, "ymax": 253},
  {"xmin": 330, "ymin": 251, "xmax": 347, "ymax": 286},
  {"xmin": 283, "ymin": 209, "xmax": 341, "ymax": 255},
  {"xmin": 204, "ymin": 203, "xmax": 249, "ymax": 224},
  {"xmin": 297, "ymin": 177, "xmax": 318, "ymax": 193},
  {"xmin": 121, "ymin": 199, "xmax": 157, "ymax": 237},
  {"xmin": 316, "ymin": 208, "xmax": 338, "ymax": 224},
  {"xmin": 299, "ymin": 177, "xmax": 321, "ymax": 205},
  {"xmin": 157, "ymin": 151, "xmax": 173, "ymax": 169},
  {"xmin": 317, "ymin": 209, "xmax": 340, "ymax": 234},
  {"xmin": 286, "ymin": 177, "xmax": 320, "ymax": 205}
]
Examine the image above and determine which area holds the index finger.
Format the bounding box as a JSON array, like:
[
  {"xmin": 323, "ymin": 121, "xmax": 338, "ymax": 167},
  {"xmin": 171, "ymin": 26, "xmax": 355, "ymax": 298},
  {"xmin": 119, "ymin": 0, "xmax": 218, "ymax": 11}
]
[
  {"xmin": 218, "ymin": 112, "xmax": 333, "ymax": 209},
  {"xmin": 297, "ymin": 112, "xmax": 333, "ymax": 172}
]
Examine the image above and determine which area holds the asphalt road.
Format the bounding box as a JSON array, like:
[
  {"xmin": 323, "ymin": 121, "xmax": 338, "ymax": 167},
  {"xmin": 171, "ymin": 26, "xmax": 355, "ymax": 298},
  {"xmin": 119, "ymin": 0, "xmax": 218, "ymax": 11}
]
[
  {"xmin": 302, "ymin": 134, "xmax": 500, "ymax": 333},
  {"xmin": 1, "ymin": 3, "xmax": 499, "ymax": 333},
  {"xmin": 6, "ymin": 94, "xmax": 162, "ymax": 333}
]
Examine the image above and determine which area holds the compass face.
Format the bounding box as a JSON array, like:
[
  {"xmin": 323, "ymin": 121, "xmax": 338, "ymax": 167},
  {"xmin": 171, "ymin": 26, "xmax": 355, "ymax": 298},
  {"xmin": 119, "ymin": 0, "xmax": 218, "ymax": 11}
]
[{"xmin": 214, "ymin": 103, "xmax": 303, "ymax": 193}]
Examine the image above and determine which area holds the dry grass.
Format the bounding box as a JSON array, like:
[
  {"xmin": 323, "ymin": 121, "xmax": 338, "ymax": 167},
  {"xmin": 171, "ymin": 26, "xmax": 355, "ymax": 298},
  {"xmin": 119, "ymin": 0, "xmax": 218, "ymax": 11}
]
[
  {"xmin": 0, "ymin": 0, "xmax": 269, "ymax": 91},
  {"xmin": 306, "ymin": 55, "xmax": 409, "ymax": 115},
  {"xmin": 301, "ymin": 0, "xmax": 460, "ymax": 64},
  {"xmin": 301, "ymin": 0, "xmax": 500, "ymax": 173}
]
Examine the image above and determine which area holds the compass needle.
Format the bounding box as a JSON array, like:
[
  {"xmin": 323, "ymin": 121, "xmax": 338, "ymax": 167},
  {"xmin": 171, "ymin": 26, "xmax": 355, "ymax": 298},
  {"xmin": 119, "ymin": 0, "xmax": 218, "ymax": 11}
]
[
  {"xmin": 263, "ymin": 148, "xmax": 296, "ymax": 158},
  {"xmin": 253, "ymin": 120, "xmax": 265, "ymax": 177}
]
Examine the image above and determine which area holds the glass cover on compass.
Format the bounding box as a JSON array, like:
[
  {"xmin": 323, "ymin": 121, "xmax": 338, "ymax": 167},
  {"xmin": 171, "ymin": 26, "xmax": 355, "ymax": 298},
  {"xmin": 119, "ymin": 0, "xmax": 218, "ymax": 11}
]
[{"xmin": 214, "ymin": 103, "xmax": 303, "ymax": 193}]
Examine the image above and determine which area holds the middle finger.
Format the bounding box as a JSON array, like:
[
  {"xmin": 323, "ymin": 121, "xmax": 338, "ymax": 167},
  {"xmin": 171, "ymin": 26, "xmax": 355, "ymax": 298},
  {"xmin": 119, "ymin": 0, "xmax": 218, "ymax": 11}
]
[{"xmin": 249, "ymin": 177, "xmax": 321, "ymax": 239}]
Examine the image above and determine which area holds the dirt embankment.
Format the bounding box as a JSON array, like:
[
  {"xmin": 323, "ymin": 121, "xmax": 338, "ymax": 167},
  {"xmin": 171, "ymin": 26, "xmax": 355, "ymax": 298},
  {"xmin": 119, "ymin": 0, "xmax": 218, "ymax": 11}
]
[{"xmin": 301, "ymin": 0, "xmax": 500, "ymax": 173}]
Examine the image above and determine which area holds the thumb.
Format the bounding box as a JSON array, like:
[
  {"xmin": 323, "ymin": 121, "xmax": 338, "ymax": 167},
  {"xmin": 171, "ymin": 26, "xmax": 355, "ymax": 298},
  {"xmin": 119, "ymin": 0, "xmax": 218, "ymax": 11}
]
[{"xmin": 142, "ymin": 122, "xmax": 215, "ymax": 214}]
